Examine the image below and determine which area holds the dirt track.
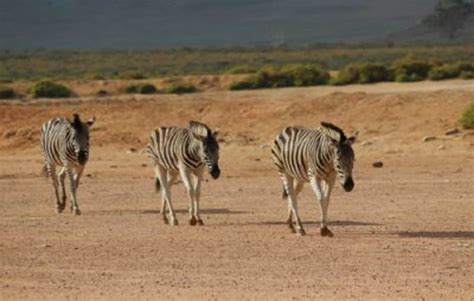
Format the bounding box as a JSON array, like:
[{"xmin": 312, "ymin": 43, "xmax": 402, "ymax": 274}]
[{"xmin": 1, "ymin": 81, "xmax": 473, "ymax": 300}]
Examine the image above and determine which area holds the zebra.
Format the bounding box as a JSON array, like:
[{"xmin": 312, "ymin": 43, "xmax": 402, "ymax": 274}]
[
  {"xmin": 147, "ymin": 121, "xmax": 220, "ymax": 226},
  {"xmin": 271, "ymin": 122, "xmax": 357, "ymax": 236},
  {"xmin": 40, "ymin": 113, "xmax": 95, "ymax": 215}
]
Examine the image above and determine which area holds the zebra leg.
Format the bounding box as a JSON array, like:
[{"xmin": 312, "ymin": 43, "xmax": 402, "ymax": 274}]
[
  {"xmin": 57, "ymin": 167, "xmax": 67, "ymax": 212},
  {"xmin": 310, "ymin": 177, "xmax": 333, "ymax": 237},
  {"xmin": 154, "ymin": 166, "xmax": 175, "ymax": 225},
  {"xmin": 74, "ymin": 165, "xmax": 84, "ymax": 189},
  {"xmin": 281, "ymin": 174, "xmax": 305, "ymax": 235},
  {"xmin": 66, "ymin": 166, "xmax": 81, "ymax": 215},
  {"xmin": 48, "ymin": 164, "xmax": 63, "ymax": 213},
  {"xmin": 289, "ymin": 180, "xmax": 304, "ymax": 232},
  {"xmin": 179, "ymin": 167, "xmax": 197, "ymax": 226},
  {"xmin": 192, "ymin": 171, "xmax": 203, "ymax": 225},
  {"xmin": 320, "ymin": 179, "xmax": 335, "ymax": 237}
]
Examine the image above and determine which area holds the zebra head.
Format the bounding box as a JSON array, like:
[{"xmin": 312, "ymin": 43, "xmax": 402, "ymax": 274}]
[
  {"xmin": 321, "ymin": 122, "xmax": 357, "ymax": 192},
  {"xmin": 69, "ymin": 113, "xmax": 95, "ymax": 165},
  {"xmin": 190, "ymin": 121, "xmax": 220, "ymax": 179}
]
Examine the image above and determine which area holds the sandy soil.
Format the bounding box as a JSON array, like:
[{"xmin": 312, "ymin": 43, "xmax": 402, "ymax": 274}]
[{"xmin": 0, "ymin": 80, "xmax": 473, "ymax": 300}]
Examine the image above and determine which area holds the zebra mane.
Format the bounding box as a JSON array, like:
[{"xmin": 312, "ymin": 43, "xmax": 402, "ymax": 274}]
[
  {"xmin": 320, "ymin": 122, "xmax": 347, "ymax": 142},
  {"xmin": 189, "ymin": 121, "xmax": 211, "ymax": 137}
]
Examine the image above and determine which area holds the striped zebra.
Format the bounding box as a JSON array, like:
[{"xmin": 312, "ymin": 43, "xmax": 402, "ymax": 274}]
[
  {"xmin": 271, "ymin": 122, "xmax": 357, "ymax": 236},
  {"xmin": 147, "ymin": 121, "xmax": 220, "ymax": 226},
  {"xmin": 40, "ymin": 113, "xmax": 95, "ymax": 215}
]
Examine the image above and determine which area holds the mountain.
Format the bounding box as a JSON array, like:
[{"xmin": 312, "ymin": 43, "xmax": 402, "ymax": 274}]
[
  {"xmin": 387, "ymin": 0, "xmax": 474, "ymax": 42},
  {"xmin": 0, "ymin": 0, "xmax": 440, "ymax": 49}
]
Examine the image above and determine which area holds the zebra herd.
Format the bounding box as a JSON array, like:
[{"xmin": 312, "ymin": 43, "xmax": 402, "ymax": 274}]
[{"xmin": 40, "ymin": 113, "xmax": 357, "ymax": 236}]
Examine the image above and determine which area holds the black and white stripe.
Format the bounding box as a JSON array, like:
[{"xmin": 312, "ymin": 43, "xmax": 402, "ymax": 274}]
[
  {"xmin": 40, "ymin": 113, "xmax": 94, "ymax": 215},
  {"xmin": 271, "ymin": 122, "xmax": 357, "ymax": 236},
  {"xmin": 147, "ymin": 121, "xmax": 220, "ymax": 226}
]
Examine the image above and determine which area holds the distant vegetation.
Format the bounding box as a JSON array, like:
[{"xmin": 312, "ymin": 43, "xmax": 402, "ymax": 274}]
[
  {"xmin": 0, "ymin": 86, "xmax": 15, "ymax": 99},
  {"xmin": 29, "ymin": 81, "xmax": 73, "ymax": 98},
  {"xmin": 460, "ymin": 101, "xmax": 474, "ymax": 129},
  {"xmin": 230, "ymin": 58, "xmax": 474, "ymax": 90},
  {"xmin": 230, "ymin": 64, "xmax": 329, "ymax": 90},
  {"xmin": 1, "ymin": 44, "xmax": 474, "ymax": 80},
  {"xmin": 164, "ymin": 83, "xmax": 198, "ymax": 94},
  {"xmin": 124, "ymin": 83, "xmax": 158, "ymax": 94}
]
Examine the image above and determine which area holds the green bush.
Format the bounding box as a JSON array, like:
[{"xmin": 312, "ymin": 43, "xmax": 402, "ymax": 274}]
[
  {"xmin": 280, "ymin": 64, "xmax": 330, "ymax": 86},
  {"xmin": 460, "ymin": 71, "xmax": 474, "ymax": 79},
  {"xmin": 0, "ymin": 86, "xmax": 15, "ymax": 99},
  {"xmin": 30, "ymin": 80, "xmax": 73, "ymax": 98},
  {"xmin": 124, "ymin": 83, "xmax": 158, "ymax": 94},
  {"xmin": 392, "ymin": 57, "xmax": 433, "ymax": 82},
  {"xmin": 428, "ymin": 64, "xmax": 460, "ymax": 80},
  {"xmin": 225, "ymin": 65, "xmax": 258, "ymax": 74},
  {"xmin": 334, "ymin": 63, "xmax": 391, "ymax": 85},
  {"xmin": 229, "ymin": 64, "xmax": 329, "ymax": 90},
  {"xmin": 460, "ymin": 102, "xmax": 474, "ymax": 129},
  {"xmin": 165, "ymin": 83, "xmax": 197, "ymax": 94}
]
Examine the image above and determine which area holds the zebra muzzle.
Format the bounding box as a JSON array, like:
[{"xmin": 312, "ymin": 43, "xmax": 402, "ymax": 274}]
[
  {"xmin": 77, "ymin": 151, "xmax": 88, "ymax": 165},
  {"xmin": 343, "ymin": 177, "xmax": 354, "ymax": 192},
  {"xmin": 210, "ymin": 165, "xmax": 220, "ymax": 179}
]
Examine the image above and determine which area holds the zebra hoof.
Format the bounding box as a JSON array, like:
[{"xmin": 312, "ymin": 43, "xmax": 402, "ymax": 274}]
[
  {"xmin": 189, "ymin": 216, "xmax": 197, "ymax": 226},
  {"xmin": 72, "ymin": 208, "xmax": 81, "ymax": 216},
  {"xmin": 196, "ymin": 219, "xmax": 204, "ymax": 226},
  {"xmin": 297, "ymin": 228, "xmax": 306, "ymax": 236},
  {"xmin": 288, "ymin": 223, "xmax": 296, "ymax": 233},
  {"xmin": 320, "ymin": 226, "xmax": 334, "ymax": 237},
  {"xmin": 162, "ymin": 215, "xmax": 169, "ymax": 225},
  {"xmin": 171, "ymin": 219, "xmax": 178, "ymax": 226}
]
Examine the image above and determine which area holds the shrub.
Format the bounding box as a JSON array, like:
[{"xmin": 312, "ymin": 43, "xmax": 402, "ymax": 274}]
[
  {"xmin": 332, "ymin": 63, "xmax": 391, "ymax": 85},
  {"xmin": 119, "ymin": 71, "xmax": 147, "ymax": 80},
  {"xmin": 124, "ymin": 83, "xmax": 158, "ymax": 94},
  {"xmin": 280, "ymin": 64, "xmax": 330, "ymax": 86},
  {"xmin": 460, "ymin": 71, "xmax": 474, "ymax": 79},
  {"xmin": 460, "ymin": 102, "xmax": 474, "ymax": 129},
  {"xmin": 340, "ymin": 63, "xmax": 391, "ymax": 84},
  {"xmin": 229, "ymin": 64, "xmax": 329, "ymax": 90},
  {"xmin": 428, "ymin": 64, "xmax": 460, "ymax": 80},
  {"xmin": 0, "ymin": 86, "xmax": 15, "ymax": 99},
  {"xmin": 30, "ymin": 80, "xmax": 73, "ymax": 98},
  {"xmin": 392, "ymin": 57, "xmax": 433, "ymax": 82},
  {"xmin": 165, "ymin": 83, "xmax": 197, "ymax": 94},
  {"xmin": 225, "ymin": 65, "xmax": 258, "ymax": 74}
]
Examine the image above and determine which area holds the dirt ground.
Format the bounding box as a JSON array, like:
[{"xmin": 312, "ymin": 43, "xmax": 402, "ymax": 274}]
[{"xmin": 0, "ymin": 80, "xmax": 473, "ymax": 300}]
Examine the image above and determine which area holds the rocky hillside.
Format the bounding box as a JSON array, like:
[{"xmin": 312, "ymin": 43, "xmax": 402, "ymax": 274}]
[{"xmin": 387, "ymin": 0, "xmax": 474, "ymax": 42}]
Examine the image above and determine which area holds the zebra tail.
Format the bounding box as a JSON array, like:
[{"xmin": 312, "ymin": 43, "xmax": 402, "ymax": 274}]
[
  {"xmin": 282, "ymin": 185, "xmax": 288, "ymax": 200},
  {"xmin": 155, "ymin": 178, "xmax": 161, "ymax": 192},
  {"xmin": 40, "ymin": 164, "xmax": 49, "ymax": 179}
]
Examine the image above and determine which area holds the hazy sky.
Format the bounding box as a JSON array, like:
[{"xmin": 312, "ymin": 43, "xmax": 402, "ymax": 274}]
[{"xmin": 0, "ymin": 0, "xmax": 439, "ymax": 49}]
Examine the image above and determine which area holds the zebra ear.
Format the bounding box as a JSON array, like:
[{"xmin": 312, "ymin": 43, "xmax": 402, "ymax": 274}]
[
  {"xmin": 86, "ymin": 116, "xmax": 95, "ymax": 127},
  {"xmin": 189, "ymin": 121, "xmax": 210, "ymax": 137},
  {"xmin": 346, "ymin": 131, "xmax": 358, "ymax": 145}
]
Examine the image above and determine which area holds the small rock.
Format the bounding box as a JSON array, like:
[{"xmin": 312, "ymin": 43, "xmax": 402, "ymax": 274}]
[
  {"xmin": 437, "ymin": 145, "xmax": 445, "ymax": 150},
  {"xmin": 361, "ymin": 141, "xmax": 372, "ymax": 146},
  {"xmin": 254, "ymin": 158, "xmax": 261, "ymax": 161},
  {"xmin": 445, "ymin": 128, "xmax": 460, "ymax": 136},
  {"xmin": 372, "ymin": 161, "xmax": 383, "ymax": 168},
  {"xmin": 141, "ymin": 163, "xmax": 148, "ymax": 167},
  {"xmin": 42, "ymin": 244, "xmax": 51, "ymax": 248},
  {"xmin": 86, "ymin": 174, "xmax": 92, "ymax": 177},
  {"xmin": 259, "ymin": 144, "xmax": 271, "ymax": 149},
  {"xmin": 110, "ymin": 165, "xmax": 118, "ymax": 168},
  {"xmin": 422, "ymin": 136, "xmax": 436, "ymax": 142},
  {"xmin": 126, "ymin": 148, "xmax": 137, "ymax": 154}
]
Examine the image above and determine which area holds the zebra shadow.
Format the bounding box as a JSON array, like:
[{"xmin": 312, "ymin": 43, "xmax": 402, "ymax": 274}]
[
  {"xmin": 88, "ymin": 208, "xmax": 248, "ymax": 216},
  {"xmin": 249, "ymin": 220, "xmax": 380, "ymax": 227},
  {"xmin": 396, "ymin": 231, "xmax": 474, "ymax": 239}
]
